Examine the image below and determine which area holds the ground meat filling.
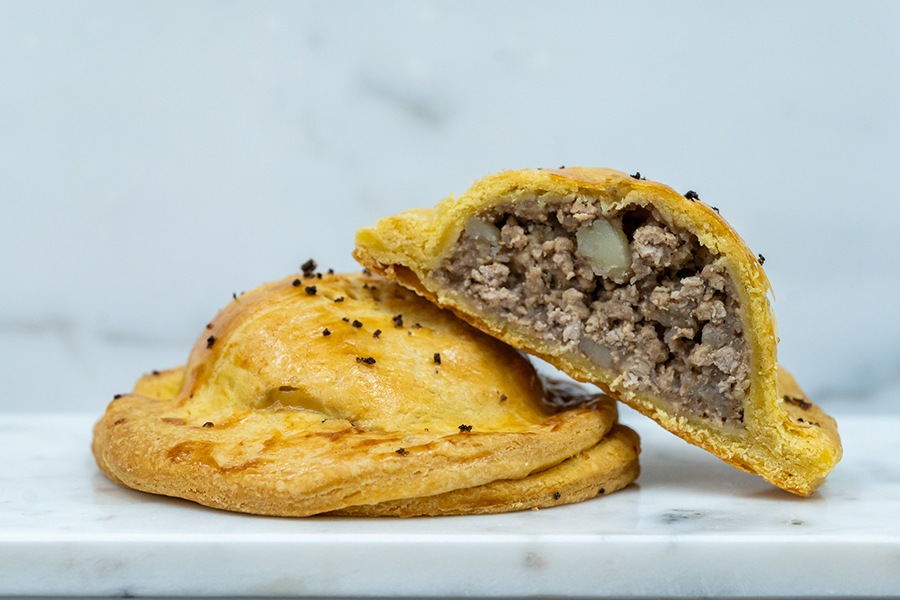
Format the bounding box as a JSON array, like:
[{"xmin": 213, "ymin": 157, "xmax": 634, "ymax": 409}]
[{"xmin": 432, "ymin": 195, "xmax": 750, "ymax": 426}]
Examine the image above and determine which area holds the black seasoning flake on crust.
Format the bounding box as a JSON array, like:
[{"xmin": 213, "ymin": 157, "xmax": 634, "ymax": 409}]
[
  {"xmin": 335, "ymin": 296, "xmax": 345, "ymax": 303},
  {"xmin": 206, "ymin": 335, "xmax": 216, "ymax": 349},
  {"xmin": 630, "ymin": 171, "xmax": 644, "ymax": 180},
  {"xmin": 395, "ymin": 448, "xmax": 409, "ymax": 456},
  {"xmin": 356, "ymin": 356, "xmax": 377, "ymax": 365},
  {"xmin": 458, "ymin": 424, "xmax": 473, "ymax": 432},
  {"xmin": 292, "ymin": 279, "xmax": 302, "ymax": 287},
  {"xmin": 322, "ymin": 328, "xmax": 331, "ymax": 336},
  {"xmin": 392, "ymin": 314, "xmax": 404, "ymax": 327},
  {"xmin": 684, "ymin": 190, "xmax": 700, "ymax": 201},
  {"xmin": 301, "ymin": 258, "xmax": 317, "ymax": 277},
  {"xmin": 305, "ymin": 285, "xmax": 317, "ymax": 295},
  {"xmin": 352, "ymin": 319, "xmax": 363, "ymax": 328},
  {"xmin": 784, "ymin": 395, "xmax": 812, "ymax": 410},
  {"xmin": 553, "ymin": 491, "xmax": 561, "ymax": 500},
  {"xmin": 433, "ymin": 352, "xmax": 441, "ymax": 365},
  {"xmin": 202, "ymin": 422, "xmax": 214, "ymax": 428},
  {"xmin": 113, "ymin": 394, "xmax": 123, "ymax": 400},
  {"xmin": 758, "ymin": 253, "xmax": 766, "ymax": 266},
  {"xmin": 373, "ymin": 329, "xmax": 382, "ymax": 339}
]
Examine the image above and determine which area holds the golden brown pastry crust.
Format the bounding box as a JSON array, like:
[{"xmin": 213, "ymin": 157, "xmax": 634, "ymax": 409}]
[
  {"xmin": 353, "ymin": 167, "xmax": 841, "ymax": 496},
  {"xmin": 331, "ymin": 424, "xmax": 639, "ymax": 517},
  {"xmin": 93, "ymin": 272, "xmax": 627, "ymax": 516}
]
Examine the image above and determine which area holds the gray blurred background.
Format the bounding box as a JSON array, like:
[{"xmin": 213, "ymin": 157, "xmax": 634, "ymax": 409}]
[{"xmin": 1, "ymin": 1, "xmax": 898, "ymax": 413}]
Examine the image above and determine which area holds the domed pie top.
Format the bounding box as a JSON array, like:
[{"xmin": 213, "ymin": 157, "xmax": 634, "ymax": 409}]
[{"xmin": 93, "ymin": 271, "xmax": 635, "ymax": 516}]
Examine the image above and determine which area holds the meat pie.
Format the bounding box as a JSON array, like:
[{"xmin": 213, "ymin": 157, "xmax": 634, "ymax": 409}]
[
  {"xmin": 354, "ymin": 167, "xmax": 841, "ymax": 496},
  {"xmin": 93, "ymin": 271, "xmax": 636, "ymax": 516}
]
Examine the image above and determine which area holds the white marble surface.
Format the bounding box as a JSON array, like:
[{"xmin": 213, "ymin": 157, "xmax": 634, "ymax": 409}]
[{"xmin": 2, "ymin": 408, "xmax": 897, "ymax": 598}]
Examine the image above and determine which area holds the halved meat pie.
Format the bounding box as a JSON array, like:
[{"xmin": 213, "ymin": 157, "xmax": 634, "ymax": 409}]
[{"xmin": 354, "ymin": 167, "xmax": 841, "ymax": 496}]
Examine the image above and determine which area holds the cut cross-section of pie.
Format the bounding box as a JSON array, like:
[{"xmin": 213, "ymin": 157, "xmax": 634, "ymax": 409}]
[{"xmin": 354, "ymin": 167, "xmax": 841, "ymax": 496}]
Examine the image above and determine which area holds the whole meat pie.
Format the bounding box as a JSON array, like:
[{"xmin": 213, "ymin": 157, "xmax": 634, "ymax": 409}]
[
  {"xmin": 354, "ymin": 167, "xmax": 841, "ymax": 496},
  {"xmin": 93, "ymin": 272, "xmax": 638, "ymax": 516}
]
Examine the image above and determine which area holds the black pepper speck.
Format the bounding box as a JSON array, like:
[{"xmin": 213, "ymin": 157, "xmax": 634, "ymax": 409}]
[{"xmin": 784, "ymin": 395, "xmax": 812, "ymax": 410}]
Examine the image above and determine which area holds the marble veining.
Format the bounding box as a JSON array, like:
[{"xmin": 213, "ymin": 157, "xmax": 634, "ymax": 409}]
[{"xmin": 1, "ymin": 409, "xmax": 898, "ymax": 597}]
